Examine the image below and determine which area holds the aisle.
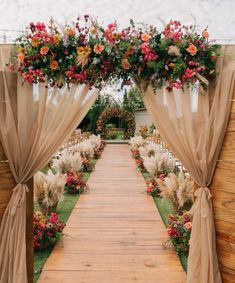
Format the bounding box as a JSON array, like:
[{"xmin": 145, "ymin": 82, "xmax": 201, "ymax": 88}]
[{"xmin": 38, "ymin": 144, "xmax": 186, "ymax": 283}]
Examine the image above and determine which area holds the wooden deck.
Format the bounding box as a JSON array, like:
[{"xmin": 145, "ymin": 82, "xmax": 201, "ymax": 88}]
[{"xmin": 38, "ymin": 144, "xmax": 186, "ymax": 283}]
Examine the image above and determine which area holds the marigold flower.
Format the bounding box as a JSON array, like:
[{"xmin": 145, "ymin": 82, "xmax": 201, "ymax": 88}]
[
  {"xmin": 121, "ymin": 58, "xmax": 131, "ymax": 70},
  {"xmin": 93, "ymin": 44, "xmax": 104, "ymax": 54},
  {"xmin": 53, "ymin": 34, "xmax": 61, "ymax": 44},
  {"xmin": 31, "ymin": 37, "xmax": 39, "ymax": 47},
  {"xmin": 77, "ymin": 46, "xmax": 92, "ymax": 56},
  {"xmin": 202, "ymin": 29, "xmax": 209, "ymax": 38},
  {"xmin": 17, "ymin": 52, "xmax": 24, "ymax": 63},
  {"xmin": 50, "ymin": 60, "xmax": 59, "ymax": 70},
  {"xmin": 40, "ymin": 46, "xmax": 49, "ymax": 55},
  {"xmin": 186, "ymin": 44, "xmax": 198, "ymax": 56},
  {"xmin": 141, "ymin": 33, "xmax": 150, "ymax": 42}
]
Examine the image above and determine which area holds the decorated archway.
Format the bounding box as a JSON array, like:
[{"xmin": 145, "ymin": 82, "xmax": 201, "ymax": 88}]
[
  {"xmin": 96, "ymin": 107, "xmax": 135, "ymax": 139},
  {"xmin": 0, "ymin": 14, "xmax": 235, "ymax": 283}
]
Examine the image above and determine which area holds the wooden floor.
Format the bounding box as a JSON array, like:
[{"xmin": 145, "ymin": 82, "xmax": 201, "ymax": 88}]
[{"xmin": 38, "ymin": 144, "xmax": 186, "ymax": 283}]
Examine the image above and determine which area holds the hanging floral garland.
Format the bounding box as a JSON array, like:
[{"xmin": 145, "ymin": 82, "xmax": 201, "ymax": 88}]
[
  {"xmin": 96, "ymin": 107, "xmax": 135, "ymax": 139},
  {"xmin": 8, "ymin": 16, "xmax": 220, "ymax": 91}
]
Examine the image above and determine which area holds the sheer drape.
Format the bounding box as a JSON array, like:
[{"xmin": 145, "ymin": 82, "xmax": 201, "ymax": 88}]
[
  {"xmin": 139, "ymin": 45, "xmax": 235, "ymax": 283},
  {"xmin": 0, "ymin": 45, "xmax": 98, "ymax": 283}
]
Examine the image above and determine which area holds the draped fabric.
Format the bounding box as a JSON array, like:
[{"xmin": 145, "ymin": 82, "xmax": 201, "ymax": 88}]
[
  {"xmin": 0, "ymin": 45, "xmax": 98, "ymax": 283},
  {"xmin": 139, "ymin": 45, "xmax": 235, "ymax": 283}
]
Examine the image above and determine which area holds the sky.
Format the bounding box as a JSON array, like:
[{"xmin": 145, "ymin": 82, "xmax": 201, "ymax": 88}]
[{"xmin": 0, "ymin": 0, "xmax": 235, "ymax": 43}]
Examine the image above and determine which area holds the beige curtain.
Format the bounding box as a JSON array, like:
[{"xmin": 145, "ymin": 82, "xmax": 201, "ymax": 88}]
[
  {"xmin": 0, "ymin": 45, "xmax": 98, "ymax": 283},
  {"xmin": 139, "ymin": 45, "xmax": 235, "ymax": 283}
]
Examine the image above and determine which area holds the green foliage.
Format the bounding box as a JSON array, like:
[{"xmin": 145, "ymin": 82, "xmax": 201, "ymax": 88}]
[{"xmin": 122, "ymin": 86, "xmax": 145, "ymax": 112}]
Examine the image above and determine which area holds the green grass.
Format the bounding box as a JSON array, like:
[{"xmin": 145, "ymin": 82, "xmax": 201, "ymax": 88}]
[
  {"xmin": 34, "ymin": 161, "xmax": 97, "ymax": 282},
  {"xmin": 141, "ymin": 171, "xmax": 188, "ymax": 272}
]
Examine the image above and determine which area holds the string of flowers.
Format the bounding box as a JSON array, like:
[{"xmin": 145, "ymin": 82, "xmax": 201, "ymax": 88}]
[{"xmin": 8, "ymin": 16, "xmax": 220, "ymax": 90}]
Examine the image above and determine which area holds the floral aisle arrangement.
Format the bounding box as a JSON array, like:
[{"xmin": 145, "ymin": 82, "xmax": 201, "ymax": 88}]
[
  {"xmin": 129, "ymin": 136, "xmax": 146, "ymax": 150},
  {"xmin": 34, "ymin": 211, "xmax": 65, "ymax": 251},
  {"xmin": 52, "ymin": 151, "xmax": 82, "ymax": 174},
  {"xmin": 9, "ymin": 17, "xmax": 220, "ymax": 90},
  {"xmin": 64, "ymin": 171, "xmax": 88, "ymax": 194},
  {"xmin": 146, "ymin": 174, "xmax": 165, "ymax": 196},
  {"xmin": 142, "ymin": 151, "xmax": 176, "ymax": 176},
  {"xmin": 167, "ymin": 211, "xmax": 192, "ymax": 253},
  {"xmin": 157, "ymin": 172, "xmax": 194, "ymax": 210},
  {"xmin": 34, "ymin": 170, "xmax": 66, "ymax": 215}
]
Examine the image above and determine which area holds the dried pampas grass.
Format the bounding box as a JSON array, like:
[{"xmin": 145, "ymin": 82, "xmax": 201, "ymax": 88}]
[
  {"xmin": 52, "ymin": 151, "xmax": 82, "ymax": 174},
  {"xmin": 34, "ymin": 169, "xmax": 66, "ymax": 214}
]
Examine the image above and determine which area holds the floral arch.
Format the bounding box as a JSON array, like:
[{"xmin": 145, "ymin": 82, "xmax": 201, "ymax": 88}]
[
  {"xmin": 96, "ymin": 107, "xmax": 135, "ymax": 139},
  {"xmin": 1, "ymin": 13, "xmax": 232, "ymax": 283}
]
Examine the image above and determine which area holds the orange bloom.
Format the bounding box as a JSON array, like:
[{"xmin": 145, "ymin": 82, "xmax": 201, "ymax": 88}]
[
  {"xmin": 184, "ymin": 222, "xmax": 192, "ymax": 230},
  {"xmin": 66, "ymin": 28, "xmax": 76, "ymax": 36},
  {"xmin": 121, "ymin": 58, "xmax": 131, "ymax": 70},
  {"xmin": 90, "ymin": 26, "xmax": 98, "ymax": 35},
  {"xmin": 17, "ymin": 52, "xmax": 24, "ymax": 63},
  {"xmin": 40, "ymin": 46, "xmax": 49, "ymax": 55},
  {"xmin": 186, "ymin": 44, "xmax": 198, "ymax": 56},
  {"xmin": 18, "ymin": 47, "xmax": 24, "ymax": 53},
  {"xmin": 53, "ymin": 34, "xmax": 61, "ymax": 44},
  {"xmin": 141, "ymin": 33, "xmax": 150, "ymax": 42},
  {"xmin": 77, "ymin": 46, "xmax": 92, "ymax": 56},
  {"xmin": 50, "ymin": 60, "xmax": 59, "ymax": 70},
  {"xmin": 202, "ymin": 30, "xmax": 209, "ymax": 38},
  {"xmin": 31, "ymin": 37, "xmax": 39, "ymax": 47},
  {"xmin": 93, "ymin": 44, "xmax": 104, "ymax": 54}
]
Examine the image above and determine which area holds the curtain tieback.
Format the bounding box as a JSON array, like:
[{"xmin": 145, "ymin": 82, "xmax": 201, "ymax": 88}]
[
  {"xmin": 11, "ymin": 183, "xmax": 29, "ymax": 215},
  {"xmin": 194, "ymin": 187, "xmax": 212, "ymax": 199},
  {"xmin": 190, "ymin": 187, "xmax": 212, "ymax": 217}
]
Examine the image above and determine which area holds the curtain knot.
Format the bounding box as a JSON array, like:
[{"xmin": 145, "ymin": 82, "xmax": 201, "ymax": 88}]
[
  {"xmin": 194, "ymin": 187, "xmax": 212, "ymax": 199},
  {"xmin": 11, "ymin": 184, "xmax": 29, "ymax": 215}
]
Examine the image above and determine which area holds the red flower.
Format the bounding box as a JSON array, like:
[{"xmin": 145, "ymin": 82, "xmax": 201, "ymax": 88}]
[{"xmin": 140, "ymin": 43, "xmax": 150, "ymax": 54}]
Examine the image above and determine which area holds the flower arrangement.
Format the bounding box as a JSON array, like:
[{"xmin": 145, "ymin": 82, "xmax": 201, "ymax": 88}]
[
  {"xmin": 52, "ymin": 151, "xmax": 82, "ymax": 174},
  {"xmin": 34, "ymin": 211, "xmax": 65, "ymax": 251},
  {"xmin": 138, "ymin": 143, "xmax": 158, "ymax": 158},
  {"xmin": 139, "ymin": 125, "xmax": 148, "ymax": 139},
  {"xmin": 76, "ymin": 139, "xmax": 94, "ymax": 160},
  {"xmin": 129, "ymin": 136, "xmax": 146, "ymax": 149},
  {"xmin": 146, "ymin": 174, "xmax": 165, "ymax": 196},
  {"xmin": 142, "ymin": 151, "xmax": 176, "ymax": 176},
  {"xmin": 34, "ymin": 170, "xmax": 66, "ymax": 215},
  {"xmin": 64, "ymin": 171, "xmax": 88, "ymax": 194},
  {"xmin": 9, "ymin": 17, "xmax": 220, "ymax": 90},
  {"xmin": 97, "ymin": 107, "xmax": 135, "ymax": 139},
  {"xmin": 81, "ymin": 158, "xmax": 94, "ymax": 172},
  {"xmin": 167, "ymin": 211, "xmax": 192, "ymax": 253},
  {"xmin": 158, "ymin": 172, "xmax": 194, "ymax": 210}
]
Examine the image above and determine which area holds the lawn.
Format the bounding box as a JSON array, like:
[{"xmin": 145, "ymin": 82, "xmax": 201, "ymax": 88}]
[{"xmin": 34, "ymin": 160, "xmax": 97, "ymax": 282}]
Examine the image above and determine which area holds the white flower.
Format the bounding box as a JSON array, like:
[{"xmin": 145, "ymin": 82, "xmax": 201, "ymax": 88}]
[
  {"xmin": 168, "ymin": 45, "xmax": 182, "ymax": 57},
  {"xmin": 129, "ymin": 136, "xmax": 146, "ymax": 149}
]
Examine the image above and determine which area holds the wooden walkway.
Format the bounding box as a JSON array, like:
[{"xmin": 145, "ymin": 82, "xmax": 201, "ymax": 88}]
[{"xmin": 38, "ymin": 144, "xmax": 186, "ymax": 283}]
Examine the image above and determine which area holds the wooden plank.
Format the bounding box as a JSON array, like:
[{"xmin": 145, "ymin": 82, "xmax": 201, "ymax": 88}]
[{"xmin": 38, "ymin": 144, "xmax": 186, "ymax": 283}]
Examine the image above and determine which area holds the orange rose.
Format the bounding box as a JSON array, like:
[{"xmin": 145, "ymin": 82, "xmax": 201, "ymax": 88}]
[
  {"xmin": 202, "ymin": 30, "xmax": 209, "ymax": 38},
  {"xmin": 66, "ymin": 28, "xmax": 76, "ymax": 36},
  {"xmin": 121, "ymin": 58, "xmax": 131, "ymax": 70},
  {"xmin": 93, "ymin": 44, "xmax": 104, "ymax": 54},
  {"xmin": 168, "ymin": 63, "xmax": 175, "ymax": 69},
  {"xmin": 186, "ymin": 44, "xmax": 198, "ymax": 56},
  {"xmin": 40, "ymin": 46, "xmax": 49, "ymax": 55},
  {"xmin": 184, "ymin": 222, "xmax": 192, "ymax": 230},
  {"xmin": 53, "ymin": 34, "xmax": 61, "ymax": 44},
  {"xmin": 31, "ymin": 37, "xmax": 39, "ymax": 47},
  {"xmin": 50, "ymin": 60, "xmax": 59, "ymax": 70},
  {"xmin": 141, "ymin": 33, "xmax": 150, "ymax": 42},
  {"xmin": 17, "ymin": 52, "xmax": 24, "ymax": 63}
]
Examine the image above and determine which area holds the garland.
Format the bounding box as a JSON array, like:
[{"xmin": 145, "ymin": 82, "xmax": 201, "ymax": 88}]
[
  {"xmin": 96, "ymin": 107, "xmax": 135, "ymax": 139},
  {"xmin": 8, "ymin": 16, "xmax": 220, "ymax": 90}
]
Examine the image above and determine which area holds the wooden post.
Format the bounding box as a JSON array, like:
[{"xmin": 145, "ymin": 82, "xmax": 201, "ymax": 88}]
[{"xmin": 26, "ymin": 177, "xmax": 34, "ymax": 283}]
